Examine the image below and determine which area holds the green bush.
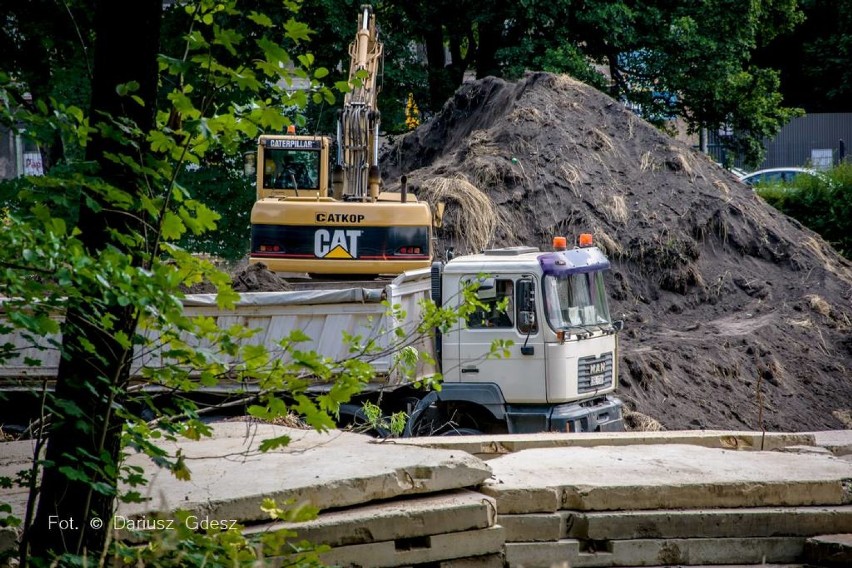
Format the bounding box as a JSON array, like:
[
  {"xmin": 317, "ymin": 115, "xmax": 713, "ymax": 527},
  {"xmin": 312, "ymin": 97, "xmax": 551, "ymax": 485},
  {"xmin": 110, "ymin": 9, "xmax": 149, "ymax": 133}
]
[{"xmin": 756, "ymin": 163, "xmax": 852, "ymax": 258}]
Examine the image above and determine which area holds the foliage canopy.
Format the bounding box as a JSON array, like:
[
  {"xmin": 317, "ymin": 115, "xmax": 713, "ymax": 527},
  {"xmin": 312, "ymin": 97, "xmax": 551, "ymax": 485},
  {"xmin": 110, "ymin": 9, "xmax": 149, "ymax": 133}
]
[{"xmin": 0, "ymin": 0, "xmax": 353, "ymax": 564}]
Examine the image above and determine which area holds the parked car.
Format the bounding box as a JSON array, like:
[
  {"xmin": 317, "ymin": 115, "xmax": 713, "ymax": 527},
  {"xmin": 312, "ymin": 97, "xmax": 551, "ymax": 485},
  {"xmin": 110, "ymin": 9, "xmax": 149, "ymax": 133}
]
[{"xmin": 738, "ymin": 167, "xmax": 818, "ymax": 187}]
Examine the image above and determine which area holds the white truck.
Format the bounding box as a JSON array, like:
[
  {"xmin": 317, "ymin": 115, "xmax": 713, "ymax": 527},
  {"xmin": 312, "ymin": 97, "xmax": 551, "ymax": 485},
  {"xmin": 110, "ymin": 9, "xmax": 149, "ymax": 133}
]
[
  {"xmin": 408, "ymin": 238, "xmax": 624, "ymax": 435},
  {"xmin": 0, "ymin": 237, "xmax": 623, "ymax": 435}
]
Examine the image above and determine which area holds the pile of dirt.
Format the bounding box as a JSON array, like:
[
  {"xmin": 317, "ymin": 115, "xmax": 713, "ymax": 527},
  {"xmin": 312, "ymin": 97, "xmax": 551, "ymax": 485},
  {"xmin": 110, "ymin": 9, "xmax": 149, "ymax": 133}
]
[
  {"xmin": 381, "ymin": 72, "xmax": 852, "ymax": 432},
  {"xmin": 231, "ymin": 262, "xmax": 292, "ymax": 292},
  {"xmin": 182, "ymin": 262, "xmax": 291, "ymax": 294}
]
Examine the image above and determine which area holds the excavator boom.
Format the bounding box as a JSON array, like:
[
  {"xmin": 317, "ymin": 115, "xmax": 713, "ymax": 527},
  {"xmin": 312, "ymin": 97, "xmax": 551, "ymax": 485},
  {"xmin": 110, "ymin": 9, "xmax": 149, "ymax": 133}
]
[{"xmin": 334, "ymin": 5, "xmax": 383, "ymax": 201}]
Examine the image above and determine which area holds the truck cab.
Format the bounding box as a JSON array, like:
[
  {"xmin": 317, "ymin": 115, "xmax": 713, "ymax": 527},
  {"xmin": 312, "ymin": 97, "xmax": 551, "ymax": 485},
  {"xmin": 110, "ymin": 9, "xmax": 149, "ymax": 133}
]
[{"xmin": 422, "ymin": 237, "xmax": 623, "ymax": 434}]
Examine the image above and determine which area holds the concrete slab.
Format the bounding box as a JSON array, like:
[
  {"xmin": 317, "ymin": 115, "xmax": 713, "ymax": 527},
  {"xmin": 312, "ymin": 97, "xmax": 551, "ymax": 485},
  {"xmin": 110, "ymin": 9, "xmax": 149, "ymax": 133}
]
[
  {"xmin": 317, "ymin": 526, "xmax": 504, "ymax": 568},
  {"xmin": 803, "ymin": 533, "xmax": 852, "ymax": 567},
  {"xmin": 243, "ymin": 489, "xmax": 496, "ymax": 547},
  {"xmin": 505, "ymin": 539, "xmax": 581, "ymax": 567},
  {"xmin": 120, "ymin": 423, "xmax": 491, "ymax": 523},
  {"xmin": 810, "ymin": 430, "xmax": 852, "ymax": 456},
  {"xmin": 776, "ymin": 445, "xmax": 834, "ymax": 455},
  {"xmin": 0, "ymin": 423, "xmax": 492, "ymax": 523},
  {"xmin": 608, "ymin": 537, "xmax": 805, "ymax": 566},
  {"xmin": 481, "ymin": 444, "xmax": 852, "ymax": 514},
  {"xmin": 576, "ymin": 506, "xmax": 852, "ymax": 541},
  {"xmin": 500, "ymin": 506, "xmax": 852, "ymax": 542},
  {"xmin": 392, "ymin": 430, "xmax": 815, "ymax": 459},
  {"xmin": 506, "ymin": 536, "xmax": 805, "ymax": 567},
  {"xmin": 497, "ymin": 513, "xmax": 564, "ymax": 542},
  {"xmin": 0, "ymin": 439, "xmax": 43, "ymax": 521}
]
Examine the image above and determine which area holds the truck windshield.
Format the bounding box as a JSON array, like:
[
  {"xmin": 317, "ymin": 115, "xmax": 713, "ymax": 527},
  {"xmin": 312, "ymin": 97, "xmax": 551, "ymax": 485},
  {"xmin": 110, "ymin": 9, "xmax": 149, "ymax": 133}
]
[{"xmin": 543, "ymin": 271, "xmax": 611, "ymax": 330}]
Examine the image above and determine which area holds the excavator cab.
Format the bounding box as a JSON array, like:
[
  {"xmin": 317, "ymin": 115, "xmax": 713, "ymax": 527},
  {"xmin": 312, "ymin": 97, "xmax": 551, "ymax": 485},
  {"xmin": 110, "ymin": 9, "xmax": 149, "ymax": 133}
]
[
  {"xmin": 265, "ymin": 153, "xmax": 315, "ymax": 190},
  {"xmin": 256, "ymin": 135, "xmax": 330, "ymax": 198}
]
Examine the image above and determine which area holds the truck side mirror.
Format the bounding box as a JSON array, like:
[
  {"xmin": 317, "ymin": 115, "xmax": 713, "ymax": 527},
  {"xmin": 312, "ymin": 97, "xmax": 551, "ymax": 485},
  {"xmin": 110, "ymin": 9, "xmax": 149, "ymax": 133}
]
[
  {"xmin": 613, "ymin": 320, "xmax": 624, "ymax": 332},
  {"xmin": 516, "ymin": 278, "xmax": 537, "ymax": 334}
]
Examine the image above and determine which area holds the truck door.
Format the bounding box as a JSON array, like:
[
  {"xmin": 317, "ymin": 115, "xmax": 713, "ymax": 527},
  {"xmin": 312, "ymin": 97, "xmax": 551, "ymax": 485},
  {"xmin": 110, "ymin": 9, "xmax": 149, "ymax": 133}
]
[{"xmin": 456, "ymin": 276, "xmax": 546, "ymax": 404}]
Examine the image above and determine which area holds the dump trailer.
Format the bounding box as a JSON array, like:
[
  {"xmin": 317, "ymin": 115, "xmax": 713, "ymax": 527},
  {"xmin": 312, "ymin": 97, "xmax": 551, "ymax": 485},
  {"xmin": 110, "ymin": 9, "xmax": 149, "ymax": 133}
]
[{"xmin": 0, "ymin": 237, "xmax": 623, "ymax": 434}]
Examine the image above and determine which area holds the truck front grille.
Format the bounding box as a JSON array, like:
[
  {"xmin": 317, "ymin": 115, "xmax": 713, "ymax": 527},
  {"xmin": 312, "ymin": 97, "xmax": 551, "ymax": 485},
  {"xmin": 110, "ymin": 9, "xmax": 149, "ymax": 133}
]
[{"xmin": 578, "ymin": 352, "xmax": 613, "ymax": 393}]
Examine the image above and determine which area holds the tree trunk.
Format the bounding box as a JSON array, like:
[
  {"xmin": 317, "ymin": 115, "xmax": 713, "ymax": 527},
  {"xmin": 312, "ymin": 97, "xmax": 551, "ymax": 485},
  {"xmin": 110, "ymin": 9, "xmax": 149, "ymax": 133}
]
[
  {"xmin": 26, "ymin": 0, "xmax": 162, "ymax": 562},
  {"xmin": 475, "ymin": 12, "xmax": 502, "ymax": 79},
  {"xmin": 424, "ymin": 22, "xmax": 454, "ymax": 112}
]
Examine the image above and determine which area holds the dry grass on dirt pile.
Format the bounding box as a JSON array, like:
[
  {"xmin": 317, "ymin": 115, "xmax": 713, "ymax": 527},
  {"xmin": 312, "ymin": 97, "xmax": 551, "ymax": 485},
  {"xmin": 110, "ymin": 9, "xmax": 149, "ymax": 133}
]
[{"xmin": 381, "ymin": 72, "xmax": 852, "ymax": 432}]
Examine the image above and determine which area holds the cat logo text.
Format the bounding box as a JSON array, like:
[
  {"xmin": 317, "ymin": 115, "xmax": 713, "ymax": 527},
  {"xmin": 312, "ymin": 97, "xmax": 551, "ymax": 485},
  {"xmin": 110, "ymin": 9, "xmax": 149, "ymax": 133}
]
[{"xmin": 314, "ymin": 229, "xmax": 363, "ymax": 259}]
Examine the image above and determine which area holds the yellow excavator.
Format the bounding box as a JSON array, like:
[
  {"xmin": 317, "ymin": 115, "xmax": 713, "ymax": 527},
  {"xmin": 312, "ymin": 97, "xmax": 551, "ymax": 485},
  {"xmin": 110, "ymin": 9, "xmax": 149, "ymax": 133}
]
[{"xmin": 249, "ymin": 5, "xmax": 433, "ymax": 276}]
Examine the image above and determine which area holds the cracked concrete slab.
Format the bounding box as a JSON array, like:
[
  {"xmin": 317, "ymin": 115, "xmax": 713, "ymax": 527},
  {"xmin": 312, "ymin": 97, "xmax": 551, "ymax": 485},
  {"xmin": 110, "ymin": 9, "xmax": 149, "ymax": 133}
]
[
  {"xmin": 481, "ymin": 444, "xmax": 852, "ymax": 514},
  {"xmin": 244, "ymin": 489, "xmax": 496, "ymax": 547},
  {"xmin": 810, "ymin": 430, "xmax": 852, "ymax": 456},
  {"xmin": 392, "ymin": 430, "xmax": 816, "ymax": 459},
  {"xmin": 118, "ymin": 423, "xmax": 492, "ymax": 523},
  {"xmin": 803, "ymin": 533, "xmax": 852, "ymax": 566},
  {"xmin": 0, "ymin": 422, "xmax": 492, "ymax": 524},
  {"xmin": 317, "ymin": 526, "xmax": 505, "ymax": 568}
]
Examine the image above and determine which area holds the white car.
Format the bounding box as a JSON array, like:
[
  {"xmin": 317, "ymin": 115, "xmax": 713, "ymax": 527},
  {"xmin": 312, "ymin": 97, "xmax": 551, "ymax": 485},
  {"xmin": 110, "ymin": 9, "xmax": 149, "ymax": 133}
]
[{"xmin": 738, "ymin": 167, "xmax": 818, "ymax": 187}]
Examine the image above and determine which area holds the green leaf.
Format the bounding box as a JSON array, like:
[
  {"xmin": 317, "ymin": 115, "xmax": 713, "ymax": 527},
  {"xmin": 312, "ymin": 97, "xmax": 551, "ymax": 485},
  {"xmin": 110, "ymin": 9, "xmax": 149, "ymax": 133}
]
[
  {"xmin": 247, "ymin": 12, "xmax": 273, "ymax": 28},
  {"xmin": 283, "ymin": 18, "xmax": 313, "ymax": 43},
  {"xmin": 59, "ymin": 466, "xmax": 89, "ymax": 483},
  {"xmin": 113, "ymin": 331, "xmax": 132, "ymax": 350},
  {"xmin": 172, "ymin": 452, "xmax": 191, "ymax": 481},
  {"xmin": 116, "ymin": 81, "xmax": 140, "ymax": 96},
  {"xmin": 258, "ymin": 435, "xmax": 291, "ymax": 453},
  {"xmin": 161, "ymin": 211, "xmax": 186, "ymax": 240},
  {"xmin": 149, "ymin": 131, "xmax": 175, "ymax": 155}
]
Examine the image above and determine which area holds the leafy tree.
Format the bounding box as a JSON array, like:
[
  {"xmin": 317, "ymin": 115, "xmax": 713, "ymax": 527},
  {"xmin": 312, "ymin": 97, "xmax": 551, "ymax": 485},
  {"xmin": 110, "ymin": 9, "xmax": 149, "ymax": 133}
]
[
  {"xmin": 176, "ymin": 154, "xmax": 254, "ymax": 262},
  {"xmin": 0, "ymin": 0, "xmax": 347, "ymax": 563},
  {"xmin": 0, "ymin": 0, "xmax": 93, "ymax": 168},
  {"xmin": 589, "ymin": 0, "xmax": 806, "ymax": 166},
  {"xmin": 25, "ymin": 1, "xmax": 164, "ymax": 558},
  {"xmin": 362, "ymin": 0, "xmax": 805, "ymax": 167},
  {"xmin": 754, "ymin": 0, "xmax": 852, "ymax": 112}
]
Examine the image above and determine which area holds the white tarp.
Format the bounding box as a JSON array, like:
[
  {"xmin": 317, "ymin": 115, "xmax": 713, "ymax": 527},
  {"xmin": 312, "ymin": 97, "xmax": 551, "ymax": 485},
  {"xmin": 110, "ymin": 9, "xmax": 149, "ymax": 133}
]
[{"xmin": 182, "ymin": 288, "xmax": 384, "ymax": 307}]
